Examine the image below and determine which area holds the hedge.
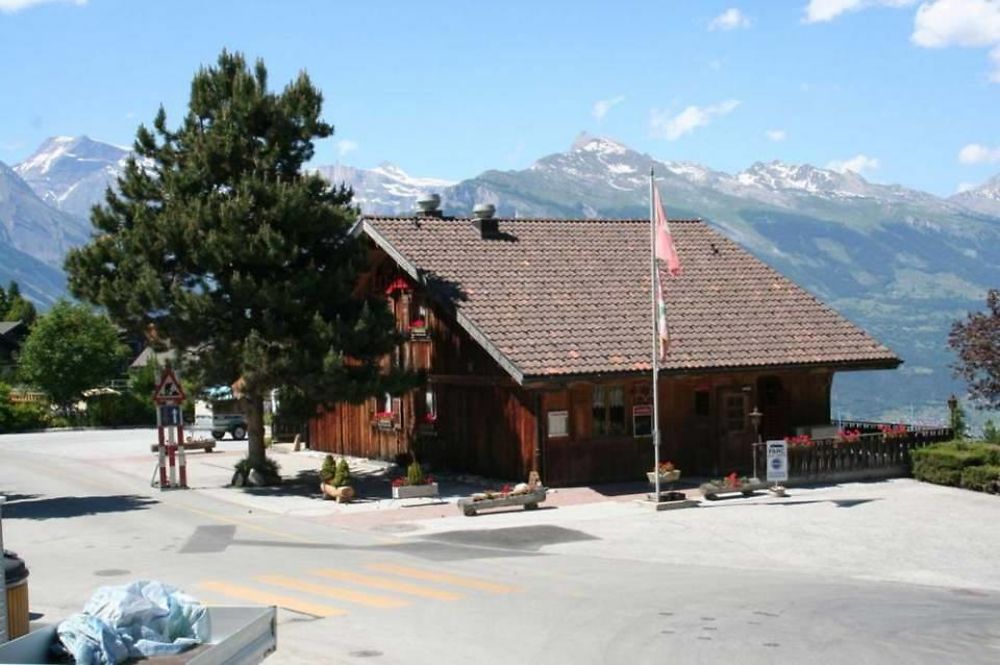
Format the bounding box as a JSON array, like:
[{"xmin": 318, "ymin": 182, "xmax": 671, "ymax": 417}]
[
  {"xmin": 911, "ymin": 441, "xmax": 1000, "ymax": 494},
  {"xmin": 960, "ymin": 465, "xmax": 1000, "ymax": 494}
]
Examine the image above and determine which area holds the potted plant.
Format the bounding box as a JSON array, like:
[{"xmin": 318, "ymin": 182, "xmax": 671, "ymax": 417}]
[
  {"xmin": 647, "ymin": 460, "xmax": 681, "ymax": 485},
  {"xmin": 319, "ymin": 455, "xmax": 355, "ymax": 503},
  {"xmin": 391, "ymin": 458, "xmax": 439, "ymax": 499}
]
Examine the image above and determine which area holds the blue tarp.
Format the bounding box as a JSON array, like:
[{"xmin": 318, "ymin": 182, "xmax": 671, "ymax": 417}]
[{"xmin": 56, "ymin": 580, "xmax": 209, "ymax": 664}]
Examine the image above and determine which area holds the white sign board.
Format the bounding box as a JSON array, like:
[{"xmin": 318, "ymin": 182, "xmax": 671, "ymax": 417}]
[
  {"xmin": 547, "ymin": 411, "xmax": 569, "ymax": 438},
  {"xmin": 766, "ymin": 440, "xmax": 788, "ymax": 483}
]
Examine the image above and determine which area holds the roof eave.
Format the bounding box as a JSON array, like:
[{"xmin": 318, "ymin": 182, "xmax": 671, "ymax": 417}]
[
  {"xmin": 360, "ymin": 219, "xmax": 527, "ymax": 385},
  {"xmin": 519, "ymin": 357, "xmax": 903, "ymax": 385}
]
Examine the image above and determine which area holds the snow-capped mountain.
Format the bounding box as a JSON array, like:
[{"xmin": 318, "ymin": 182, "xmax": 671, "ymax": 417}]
[
  {"xmin": 950, "ymin": 174, "xmax": 1000, "ymax": 217},
  {"xmin": 6, "ymin": 132, "xmax": 998, "ymax": 423},
  {"xmin": 312, "ymin": 162, "xmax": 454, "ymax": 214},
  {"xmin": 0, "ymin": 160, "xmax": 89, "ymax": 267},
  {"xmin": 14, "ymin": 136, "xmax": 130, "ymax": 219}
]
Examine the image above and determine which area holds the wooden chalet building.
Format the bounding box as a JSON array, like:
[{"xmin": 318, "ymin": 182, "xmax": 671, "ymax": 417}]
[{"xmin": 309, "ymin": 208, "xmax": 900, "ymax": 486}]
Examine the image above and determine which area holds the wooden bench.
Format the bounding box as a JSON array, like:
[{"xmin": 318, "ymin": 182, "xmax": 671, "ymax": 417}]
[
  {"xmin": 457, "ymin": 488, "xmax": 547, "ymax": 516},
  {"xmin": 150, "ymin": 439, "xmax": 217, "ymax": 453}
]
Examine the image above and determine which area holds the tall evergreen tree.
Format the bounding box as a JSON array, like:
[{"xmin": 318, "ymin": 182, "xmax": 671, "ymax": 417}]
[
  {"xmin": 66, "ymin": 51, "xmax": 408, "ymax": 473},
  {"xmin": 0, "ymin": 282, "xmax": 37, "ymax": 326}
]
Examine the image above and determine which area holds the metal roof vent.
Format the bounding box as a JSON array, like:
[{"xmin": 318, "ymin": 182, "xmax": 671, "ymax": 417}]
[
  {"xmin": 472, "ymin": 203, "xmax": 499, "ymax": 238},
  {"xmin": 416, "ymin": 193, "xmax": 442, "ymax": 217}
]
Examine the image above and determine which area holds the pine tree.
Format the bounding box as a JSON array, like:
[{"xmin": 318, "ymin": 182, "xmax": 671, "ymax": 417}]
[
  {"xmin": 65, "ymin": 51, "xmax": 409, "ymax": 474},
  {"xmin": 0, "ymin": 282, "xmax": 37, "ymax": 326}
]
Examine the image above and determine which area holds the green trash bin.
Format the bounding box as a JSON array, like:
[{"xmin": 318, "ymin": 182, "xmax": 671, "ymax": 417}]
[{"xmin": 3, "ymin": 552, "xmax": 29, "ymax": 640}]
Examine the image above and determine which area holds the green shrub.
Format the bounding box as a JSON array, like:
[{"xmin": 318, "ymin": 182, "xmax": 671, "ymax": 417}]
[
  {"xmin": 959, "ymin": 465, "xmax": 1000, "ymax": 493},
  {"xmin": 406, "ymin": 458, "xmax": 425, "ymax": 486},
  {"xmin": 0, "ymin": 385, "xmax": 50, "ymax": 432},
  {"xmin": 332, "ymin": 458, "xmax": 352, "ymax": 487},
  {"xmin": 984, "ymin": 420, "xmax": 999, "ymax": 444},
  {"xmin": 319, "ymin": 455, "xmax": 337, "ymax": 483},
  {"xmin": 86, "ymin": 392, "xmax": 155, "ymax": 427},
  {"xmin": 912, "ymin": 441, "xmax": 1000, "ymax": 491},
  {"xmin": 233, "ymin": 456, "xmax": 282, "ymax": 486}
]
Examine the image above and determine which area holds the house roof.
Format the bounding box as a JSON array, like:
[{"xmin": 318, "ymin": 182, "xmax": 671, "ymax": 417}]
[
  {"xmin": 0, "ymin": 321, "xmax": 24, "ymax": 337},
  {"xmin": 360, "ymin": 216, "xmax": 901, "ymax": 384}
]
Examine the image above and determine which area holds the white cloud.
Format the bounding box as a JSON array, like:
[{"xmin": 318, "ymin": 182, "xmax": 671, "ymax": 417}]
[
  {"xmin": 912, "ymin": 0, "xmax": 1000, "ymax": 80},
  {"xmin": 592, "ymin": 95, "xmax": 625, "ymax": 120},
  {"xmin": 956, "ymin": 181, "xmax": 976, "ymax": 192},
  {"xmin": 803, "ymin": 0, "xmax": 914, "ymax": 23},
  {"xmin": 912, "ymin": 0, "xmax": 1000, "ymax": 47},
  {"xmin": 336, "ymin": 139, "xmax": 359, "ymax": 157},
  {"xmin": 650, "ymin": 99, "xmax": 741, "ymax": 141},
  {"xmin": 0, "ymin": 0, "xmax": 85, "ymax": 12},
  {"xmin": 765, "ymin": 129, "xmax": 787, "ymax": 141},
  {"xmin": 709, "ymin": 8, "xmax": 751, "ymax": 31},
  {"xmin": 958, "ymin": 142, "xmax": 1000, "ymax": 163},
  {"xmin": 826, "ymin": 154, "xmax": 880, "ymax": 174}
]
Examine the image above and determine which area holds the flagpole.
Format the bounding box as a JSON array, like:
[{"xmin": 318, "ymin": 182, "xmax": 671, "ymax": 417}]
[{"xmin": 650, "ymin": 167, "xmax": 661, "ymax": 502}]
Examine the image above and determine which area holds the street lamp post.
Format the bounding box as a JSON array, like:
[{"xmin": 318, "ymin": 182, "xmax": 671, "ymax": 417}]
[{"xmin": 749, "ymin": 406, "xmax": 763, "ymax": 480}]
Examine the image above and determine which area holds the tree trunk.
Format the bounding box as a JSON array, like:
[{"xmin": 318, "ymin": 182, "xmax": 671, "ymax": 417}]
[{"xmin": 246, "ymin": 392, "xmax": 266, "ymax": 470}]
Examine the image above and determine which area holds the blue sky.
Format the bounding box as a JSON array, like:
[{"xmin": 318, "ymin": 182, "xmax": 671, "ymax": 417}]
[{"xmin": 1, "ymin": 0, "xmax": 998, "ymax": 195}]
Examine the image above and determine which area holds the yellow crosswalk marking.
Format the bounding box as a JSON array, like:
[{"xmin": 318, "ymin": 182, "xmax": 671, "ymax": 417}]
[
  {"xmin": 311, "ymin": 568, "xmax": 462, "ymax": 601},
  {"xmin": 256, "ymin": 574, "xmax": 409, "ymax": 609},
  {"xmin": 366, "ymin": 563, "xmax": 520, "ymax": 594},
  {"xmin": 198, "ymin": 581, "xmax": 346, "ymax": 618}
]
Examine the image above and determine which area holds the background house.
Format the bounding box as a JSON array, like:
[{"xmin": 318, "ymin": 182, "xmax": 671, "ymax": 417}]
[
  {"xmin": 0, "ymin": 320, "xmax": 28, "ymax": 379},
  {"xmin": 309, "ymin": 208, "xmax": 901, "ymax": 485}
]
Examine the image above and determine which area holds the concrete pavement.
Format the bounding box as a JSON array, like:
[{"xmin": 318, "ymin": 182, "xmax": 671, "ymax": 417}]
[{"xmin": 2, "ymin": 429, "xmax": 999, "ymax": 664}]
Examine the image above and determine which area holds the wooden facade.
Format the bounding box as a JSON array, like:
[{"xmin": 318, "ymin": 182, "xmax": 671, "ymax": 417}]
[{"xmin": 309, "ymin": 249, "xmax": 843, "ymax": 486}]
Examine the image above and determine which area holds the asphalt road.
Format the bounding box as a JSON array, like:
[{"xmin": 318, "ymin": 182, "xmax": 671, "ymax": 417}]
[{"xmin": 1, "ymin": 429, "xmax": 998, "ymax": 664}]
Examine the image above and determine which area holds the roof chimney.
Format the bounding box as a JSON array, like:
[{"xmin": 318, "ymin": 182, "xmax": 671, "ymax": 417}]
[
  {"xmin": 416, "ymin": 193, "xmax": 442, "ymax": 217},
  {"xmin": 471, "ymin": 203, "xmax": 498, "ymax": 238}
]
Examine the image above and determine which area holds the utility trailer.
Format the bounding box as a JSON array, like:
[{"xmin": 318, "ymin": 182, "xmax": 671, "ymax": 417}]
[{"xmin": 0, "ymin": 606, "xmax": 276, "ymax": 665}]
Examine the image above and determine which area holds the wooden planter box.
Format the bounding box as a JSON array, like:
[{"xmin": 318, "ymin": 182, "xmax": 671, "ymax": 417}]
[
  {"xmin": 373, "ymin": 418, "xmax": 395, "ymax": 431},
  {"xmin": 415, "ymin": 423, "xmax": 437, "ymax": 438},
  {"xmin": 647, "ymin": 470, "xmax": 681, "ymax": 484},
  {"xmin": 392, "ymin": 482, "xmax": 439, "ymax": 499},
  {"xmin": 458, "ymin": 488, "xmax": 547, "ymax": 516},
  {"xmin": 320, "ymin": 482, "xmax": 355, "ymax": 503},
  {"xmin": 699, "ymin": 480, "xmax": 769, "ymax": 500}
]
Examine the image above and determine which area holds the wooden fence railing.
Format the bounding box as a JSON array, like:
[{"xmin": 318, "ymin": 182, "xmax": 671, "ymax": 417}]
[
  {"xmin": 753, "ymin": 424, "xmax": 954, "ymax": 483},
  {"xmin": 8, "ymin": 390, "xmax": 47, "ymax": 404}
]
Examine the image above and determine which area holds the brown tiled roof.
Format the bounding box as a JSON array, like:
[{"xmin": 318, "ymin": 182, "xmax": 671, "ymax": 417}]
[{"xmin": 361, "ymin": 216, "xmax": 900, "ymax": 383}]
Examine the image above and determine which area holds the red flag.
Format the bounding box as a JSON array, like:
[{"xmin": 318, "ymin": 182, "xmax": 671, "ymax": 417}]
[
  {"xmin": 653, "ymin": 185, "xmax": 682, "ymax": 277},
  {"xmin": 652, "ymin": 182, "xmax": 680, "ymax": 360}
]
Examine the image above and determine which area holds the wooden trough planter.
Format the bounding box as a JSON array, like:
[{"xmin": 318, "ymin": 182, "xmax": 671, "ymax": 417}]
[
  {"xmin": 149, "ymin": 438, "xmax": 216, "ymax": 453},
  {"xmin": 320, "ymin": 482, "xmax": 355, "ymax": 503},
  {"xmin": 391, "ymin": 482, "xmax": 439, "ymax": 500},
  {"xmin": 699, "ymin": 480, "xmax": 769, "ymax": 500},
  {"xmin": 458, "ymin": 488, "xmax": 547, "ymax": 516}
]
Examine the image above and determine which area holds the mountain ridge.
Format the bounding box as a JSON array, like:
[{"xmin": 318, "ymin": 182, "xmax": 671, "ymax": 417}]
[{"xmin": 6, "ymin": 133, "xmax": 1000, "ymax": 423}]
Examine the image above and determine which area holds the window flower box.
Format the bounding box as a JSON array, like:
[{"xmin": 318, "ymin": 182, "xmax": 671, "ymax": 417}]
[
  {"xmin": 373, "ymin": 411, "xmax": 395, "ymax": 431},
  {"xmin": 409, "ymin": 319, "xmax": 429, "ymax": 340}
]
